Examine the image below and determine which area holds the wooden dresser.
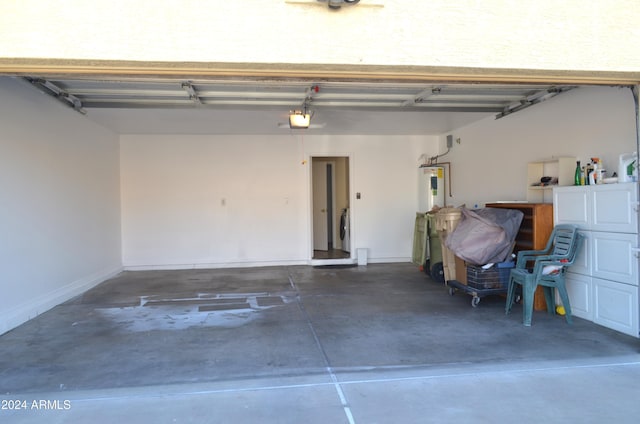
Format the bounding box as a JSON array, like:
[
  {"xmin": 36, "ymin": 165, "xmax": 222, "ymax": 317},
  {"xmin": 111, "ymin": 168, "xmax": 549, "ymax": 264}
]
[{"xmin": 485, "ymin": 202, "xmax": 554, "ymax": 310}]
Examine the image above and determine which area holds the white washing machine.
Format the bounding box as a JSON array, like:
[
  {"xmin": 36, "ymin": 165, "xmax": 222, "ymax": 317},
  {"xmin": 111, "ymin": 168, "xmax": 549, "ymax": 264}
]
[{"xmin": 340, "ymin": 208, "xmax": 351, "ymax": 252}]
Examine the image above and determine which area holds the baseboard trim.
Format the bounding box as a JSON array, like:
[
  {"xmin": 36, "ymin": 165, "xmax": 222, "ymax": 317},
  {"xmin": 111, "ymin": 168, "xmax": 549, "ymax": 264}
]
[
  {"xmin": 0, "ymin": 265, "xmax": 123, "ymax": 336},
  {"xmin": 123, "ymin": 258, "xmax": 411, "ymax": 271},
  {"xmin": 368, "ymin": 257, "xmax": 412, "ymax": 264},
  {"xmin": 123, "ymin": 259, "xmax": 309, "ymax": 271},
  {"xmin": 309, "ymin": 258, "xmax": 357, "ymax": 266}
]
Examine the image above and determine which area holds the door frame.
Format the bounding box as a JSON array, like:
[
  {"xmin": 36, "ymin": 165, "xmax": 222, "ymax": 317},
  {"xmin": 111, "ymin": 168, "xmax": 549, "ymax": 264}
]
[
  {"xmin": 308, "ymin": 153, "xmax": 355, "ymax": 265},
  {"xmin": 311, "ymin": 159, "xmax": 334, "ymax": 252}
]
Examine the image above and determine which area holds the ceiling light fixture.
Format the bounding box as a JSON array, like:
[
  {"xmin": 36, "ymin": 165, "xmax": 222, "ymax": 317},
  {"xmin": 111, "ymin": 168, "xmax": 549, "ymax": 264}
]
[
  {"xmin": 286, "ymin": 0, "xmax": 381, "ymax": 10},
  {"xmin": 328, "ymin": 0, "xmax": 360, "ymax": 8},
  {"xmin": 289, "ymin": 110, "xmax": 311, "ymax": 129}
]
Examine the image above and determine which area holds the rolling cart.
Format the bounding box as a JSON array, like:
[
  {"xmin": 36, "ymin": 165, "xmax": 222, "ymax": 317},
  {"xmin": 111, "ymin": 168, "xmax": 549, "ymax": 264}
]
[{"xmin": 447, "ymin": 262, "xmax": 514, "ymax": 307}]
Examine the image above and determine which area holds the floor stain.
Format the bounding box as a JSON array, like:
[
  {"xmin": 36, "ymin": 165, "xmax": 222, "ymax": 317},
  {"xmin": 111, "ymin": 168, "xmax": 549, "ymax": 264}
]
[{"xmin": 96, "ymin": 293, "xmax": 292, "ymax": 331}]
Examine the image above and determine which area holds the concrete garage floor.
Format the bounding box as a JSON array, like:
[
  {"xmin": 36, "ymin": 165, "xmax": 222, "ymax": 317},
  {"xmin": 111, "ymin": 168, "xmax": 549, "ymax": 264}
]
[{"xmin": 1, "ymin": 263, "xmax": 640, "ymax": 423}]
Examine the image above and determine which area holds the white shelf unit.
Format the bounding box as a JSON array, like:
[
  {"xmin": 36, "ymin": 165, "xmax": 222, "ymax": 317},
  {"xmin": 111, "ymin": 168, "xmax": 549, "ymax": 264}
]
[
  {"xmin": 553, "ymin": 182, "xmax": 639, "ymax": 337},
  {"xmin": 527, "ymin": 157, "xmax": 577, "ymax": 203}
]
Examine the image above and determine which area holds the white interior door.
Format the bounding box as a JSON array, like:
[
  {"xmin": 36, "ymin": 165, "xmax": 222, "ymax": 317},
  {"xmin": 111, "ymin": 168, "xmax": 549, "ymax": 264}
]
[{"xmin": 312, "ymin": 160, "xmax": 328, "ymax": 251}]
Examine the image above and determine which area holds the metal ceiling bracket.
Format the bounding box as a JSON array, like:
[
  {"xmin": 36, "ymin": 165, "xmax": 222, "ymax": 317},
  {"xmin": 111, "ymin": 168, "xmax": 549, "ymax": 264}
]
[
  {"xmin": 495, "ymin": 86, "xmax": 576, "ymax": 120},
  {"xmin": 403, "ymin": 87, "xmax": 438, "ymax": 106},
  {"xmin": 297, "ymin": 84, "xmax": 319, "ymax": 112},
  {"xmin": 181, "ymin": 81, "xmax": 202, "ymax": 104},
  {"xmin": 17, "ymin": 77, "xmax": 581, "ymax": 114},
  {"xmin": 23, "ymin": 77, "xmax": 86, "ymax": 115}
]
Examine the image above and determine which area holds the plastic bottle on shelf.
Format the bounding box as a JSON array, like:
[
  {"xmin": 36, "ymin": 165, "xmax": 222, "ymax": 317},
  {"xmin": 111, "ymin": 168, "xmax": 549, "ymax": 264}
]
[
  {"xmin": 589, "ymin": 162, "xmax": 597, "ymax": 185},
  {"xmin": 598, "ymin": 168, "xmax": 606, "ymax": 183},
  {"xmin": 618, "ymin": 152, "xmax": 637, "ymax": 182}
]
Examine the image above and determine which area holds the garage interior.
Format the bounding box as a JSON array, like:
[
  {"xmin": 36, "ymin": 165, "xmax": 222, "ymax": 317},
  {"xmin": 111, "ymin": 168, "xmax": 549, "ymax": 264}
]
[
  {"xmin": 5, "ymin": 1, "xmax": 640, "ymax": 421},
  {"xmin": 1, "ymin": 65, "xmax": 640, "ymax": 422}
]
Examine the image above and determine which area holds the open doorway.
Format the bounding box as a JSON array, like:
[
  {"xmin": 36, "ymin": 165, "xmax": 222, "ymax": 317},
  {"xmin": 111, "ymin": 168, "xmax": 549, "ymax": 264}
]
[{"xmin": 311, "ymin": 156, "xmax": 351, "ymax": 260}]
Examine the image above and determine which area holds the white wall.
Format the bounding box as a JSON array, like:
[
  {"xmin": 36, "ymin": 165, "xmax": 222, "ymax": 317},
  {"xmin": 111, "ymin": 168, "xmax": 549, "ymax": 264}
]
[
  {"xmin": 2, "ymin": 1, "xmax": 639, "ymax": 74},
  {"xmin": 0, "ymin": 77, "xmax": 122, "ymax": 335},
  {"xmin": 120, "ymin": 85, "xmax": 637, "ymax": 270},
  {"xmin": 442, "ymin": 86, "xmax": 637, "ymax": 208},
  {"xmin": 120, "ymin": 134, "xmax": 438, "ymax": 268},
  {"xmin": 2, "ymin": 80, "xmax": 634, "ymax": 334}
]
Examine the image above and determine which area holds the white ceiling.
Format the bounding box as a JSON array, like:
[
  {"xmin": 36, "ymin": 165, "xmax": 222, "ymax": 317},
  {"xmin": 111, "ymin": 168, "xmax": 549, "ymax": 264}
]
[{"xmin": 20, "ymin": 76, "xmax": 576, "ymax": 135}]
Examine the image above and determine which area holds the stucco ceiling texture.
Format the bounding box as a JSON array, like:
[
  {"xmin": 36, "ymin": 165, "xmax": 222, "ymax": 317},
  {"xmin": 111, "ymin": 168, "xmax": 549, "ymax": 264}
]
[{"xmin": 1, "ymin": 0, "xmax": 639, "ymax": 73}]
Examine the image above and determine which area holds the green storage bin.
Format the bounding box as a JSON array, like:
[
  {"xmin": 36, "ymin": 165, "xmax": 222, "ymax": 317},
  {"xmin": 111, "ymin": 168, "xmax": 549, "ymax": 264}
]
[
  {"xmin": 412, "ymin": 213, "xmax": 429, "ymax": 266},
  {"xmin": 412, "ymin": 213, "xmax": 444, "ymax": 282},
  {"xmin": 427, "ymin": 214, "xmax": 442, "ymax": 262}
]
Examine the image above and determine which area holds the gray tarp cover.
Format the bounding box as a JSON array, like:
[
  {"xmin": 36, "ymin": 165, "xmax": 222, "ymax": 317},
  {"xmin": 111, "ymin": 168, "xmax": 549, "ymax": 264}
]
[{"xmin": 444, "ymin": 207, "xmax": 524, "ymax": 265}]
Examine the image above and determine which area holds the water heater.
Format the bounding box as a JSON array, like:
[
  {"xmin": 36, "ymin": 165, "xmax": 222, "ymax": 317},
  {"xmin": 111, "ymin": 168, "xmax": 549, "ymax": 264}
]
[{"xmin": 418, "ymin": 166, "xmax": 445, "ymax": 212}]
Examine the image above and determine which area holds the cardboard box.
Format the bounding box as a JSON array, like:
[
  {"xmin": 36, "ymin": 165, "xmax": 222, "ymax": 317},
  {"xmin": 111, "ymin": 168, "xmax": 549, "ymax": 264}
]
[{"xmin": 454, "ymin": 256, "xmax": 467, "ymax": 285}]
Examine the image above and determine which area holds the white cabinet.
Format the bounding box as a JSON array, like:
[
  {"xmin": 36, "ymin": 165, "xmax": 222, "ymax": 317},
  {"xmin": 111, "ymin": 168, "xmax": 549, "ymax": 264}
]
[
  {"xmin": 592, "ymin": 231, "xmax": 638, "ymax": 285},
  {"xmin": 593, "ymin": 278, "xmax": 639, "ymax": 336},
  {"xmin": 591, "ymin": 184, "xmax": 638, "ymax": 233},
  {"xmin": 553, "ymin": 182, "xmax": 638, "ymax": 232},
  {"xmin": 553, "ymin": 182, "xmax": 639, "ymax": 337},
  {"xmin": 565, "ymin": 272, "xmax": 593, "ymax": 320},
  {"xmin": 553, "ymin": 186, "xmax": 590, "ymax": 227}
]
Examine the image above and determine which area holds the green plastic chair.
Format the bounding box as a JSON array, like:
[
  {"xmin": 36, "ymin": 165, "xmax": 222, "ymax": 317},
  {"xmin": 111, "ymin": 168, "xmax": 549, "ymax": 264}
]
[{"xmin": 505, "ymin": 224, "xmax": 584, "ymax": 326}]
